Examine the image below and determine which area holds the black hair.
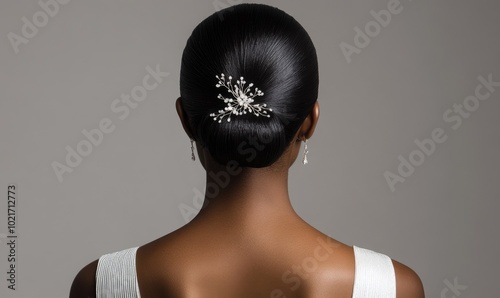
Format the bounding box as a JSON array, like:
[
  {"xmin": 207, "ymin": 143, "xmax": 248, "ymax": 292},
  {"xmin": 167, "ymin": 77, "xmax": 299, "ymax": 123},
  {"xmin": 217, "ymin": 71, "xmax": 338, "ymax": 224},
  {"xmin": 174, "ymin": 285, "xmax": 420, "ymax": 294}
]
[{"xmin": 180, "ymin": 3, "xmax": 318, "ymax": 167}]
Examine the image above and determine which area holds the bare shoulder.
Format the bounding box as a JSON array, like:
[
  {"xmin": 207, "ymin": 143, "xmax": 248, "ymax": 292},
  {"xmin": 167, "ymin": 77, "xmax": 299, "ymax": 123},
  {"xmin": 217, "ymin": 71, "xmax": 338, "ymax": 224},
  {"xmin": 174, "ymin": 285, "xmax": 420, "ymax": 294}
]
[
  {"xmin": 392, "ymin": 259, "xmax": 425, "ymax": 298},
  {"xmin": 69, "ymin": 259, "xmax": 98, "ymax": 298}
]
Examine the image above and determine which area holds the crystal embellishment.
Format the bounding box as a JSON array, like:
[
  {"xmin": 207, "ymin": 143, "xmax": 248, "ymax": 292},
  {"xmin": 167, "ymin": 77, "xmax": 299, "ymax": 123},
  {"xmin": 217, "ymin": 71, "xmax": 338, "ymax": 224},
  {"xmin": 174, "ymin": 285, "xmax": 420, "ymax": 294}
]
[{"xmin": 210, "ymin": 73, "xmax": 272, "ymax": 123}]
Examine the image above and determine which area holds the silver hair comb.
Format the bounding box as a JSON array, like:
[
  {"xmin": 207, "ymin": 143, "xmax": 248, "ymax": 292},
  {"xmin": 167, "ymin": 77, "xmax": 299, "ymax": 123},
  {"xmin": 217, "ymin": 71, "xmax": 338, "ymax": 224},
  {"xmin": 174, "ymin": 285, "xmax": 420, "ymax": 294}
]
[{"xmin": 210, "ymin": 73, "xmax": 272, "ymax": 123}]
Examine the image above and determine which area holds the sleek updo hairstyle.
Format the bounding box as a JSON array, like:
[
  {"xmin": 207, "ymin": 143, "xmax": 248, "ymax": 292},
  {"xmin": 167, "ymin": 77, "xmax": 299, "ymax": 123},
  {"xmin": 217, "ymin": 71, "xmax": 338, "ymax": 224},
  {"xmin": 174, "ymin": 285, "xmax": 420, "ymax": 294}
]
[{"xmin": 180, "ymin": 3, "xmax": 318, "ymax": 167}]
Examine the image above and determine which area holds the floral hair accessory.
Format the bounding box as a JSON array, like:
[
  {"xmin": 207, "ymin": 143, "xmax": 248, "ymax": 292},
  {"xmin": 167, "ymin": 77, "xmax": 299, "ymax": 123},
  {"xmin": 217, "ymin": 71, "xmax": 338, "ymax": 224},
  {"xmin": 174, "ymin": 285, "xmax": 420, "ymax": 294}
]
[{"xmin": 210, "ymin": 73, "xmax": 272, "ymax": 123}]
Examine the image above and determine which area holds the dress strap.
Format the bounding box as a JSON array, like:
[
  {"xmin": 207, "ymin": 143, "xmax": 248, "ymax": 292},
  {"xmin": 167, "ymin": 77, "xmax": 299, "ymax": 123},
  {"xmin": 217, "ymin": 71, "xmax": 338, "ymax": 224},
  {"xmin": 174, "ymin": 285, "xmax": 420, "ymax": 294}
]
[
  {"xmin": 95, "ymin": 246, "xmax": 141, "ymax": 298},
  {"xmin": 352, "ymin": 245, "xmax": 396, "ymax": 298}
]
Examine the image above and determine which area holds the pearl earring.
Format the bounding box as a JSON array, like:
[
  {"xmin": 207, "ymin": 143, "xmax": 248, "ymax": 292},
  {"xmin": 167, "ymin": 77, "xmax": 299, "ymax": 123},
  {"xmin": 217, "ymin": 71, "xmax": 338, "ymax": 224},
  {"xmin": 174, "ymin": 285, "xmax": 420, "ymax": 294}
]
[
  {"xmin": 190, "ymin": 139, "xmax": 195, "ymax": 161},
  {"xmin": 303, "ymin": 139, "xmax": 309, "ymax": 165}
]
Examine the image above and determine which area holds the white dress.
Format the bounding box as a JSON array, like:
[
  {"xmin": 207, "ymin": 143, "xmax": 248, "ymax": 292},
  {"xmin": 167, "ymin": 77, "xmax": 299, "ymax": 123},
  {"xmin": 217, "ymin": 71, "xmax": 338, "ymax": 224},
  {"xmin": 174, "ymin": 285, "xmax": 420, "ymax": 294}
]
[{"xmin": 95, "ymin": 245, "xmax": 396, "ymax": 298}]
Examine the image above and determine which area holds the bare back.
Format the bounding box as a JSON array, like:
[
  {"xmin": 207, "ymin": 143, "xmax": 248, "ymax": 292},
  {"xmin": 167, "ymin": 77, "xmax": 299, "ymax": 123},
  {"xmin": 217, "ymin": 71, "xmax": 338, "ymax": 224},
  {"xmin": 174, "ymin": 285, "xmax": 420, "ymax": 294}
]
[{"xmin": 135, "ymin": 217, "xmax": 355, "ymax": 298}]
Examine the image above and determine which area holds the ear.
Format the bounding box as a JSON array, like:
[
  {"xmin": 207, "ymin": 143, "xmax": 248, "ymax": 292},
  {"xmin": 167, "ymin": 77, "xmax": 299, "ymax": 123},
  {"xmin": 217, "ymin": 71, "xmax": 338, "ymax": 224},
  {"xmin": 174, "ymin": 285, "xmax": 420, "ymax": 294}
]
[
  {"xmin": 297, "ymin": 100, "xmax": 320, "ymax": 140},
  {"xmin": 176, "ymin": 97, "xmax": 195, "ymax": 139}
]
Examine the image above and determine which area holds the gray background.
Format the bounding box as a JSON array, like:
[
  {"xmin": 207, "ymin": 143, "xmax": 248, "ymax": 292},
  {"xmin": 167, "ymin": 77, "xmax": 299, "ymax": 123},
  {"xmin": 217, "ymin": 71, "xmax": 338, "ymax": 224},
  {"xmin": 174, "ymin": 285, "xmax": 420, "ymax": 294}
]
[{"xmin": 1, "ymin": 0, "xmax": 499, "ymax": 297}]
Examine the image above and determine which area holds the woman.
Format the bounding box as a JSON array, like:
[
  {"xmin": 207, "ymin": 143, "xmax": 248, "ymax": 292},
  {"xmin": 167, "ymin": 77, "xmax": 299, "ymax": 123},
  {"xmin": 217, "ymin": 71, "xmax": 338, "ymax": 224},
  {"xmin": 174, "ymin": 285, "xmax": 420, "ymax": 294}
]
[{"xmin": 70, "ymin": 4, "xmax": 424, "ymax": 297}]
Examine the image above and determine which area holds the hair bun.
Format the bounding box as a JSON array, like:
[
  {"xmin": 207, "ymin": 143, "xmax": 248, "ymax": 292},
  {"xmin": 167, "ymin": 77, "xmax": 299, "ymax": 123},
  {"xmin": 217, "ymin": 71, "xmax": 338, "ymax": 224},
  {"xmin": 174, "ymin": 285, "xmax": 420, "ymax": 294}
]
[{"xmin": 180, "ymin": 3, "xmax": 318, "ymax": 167}]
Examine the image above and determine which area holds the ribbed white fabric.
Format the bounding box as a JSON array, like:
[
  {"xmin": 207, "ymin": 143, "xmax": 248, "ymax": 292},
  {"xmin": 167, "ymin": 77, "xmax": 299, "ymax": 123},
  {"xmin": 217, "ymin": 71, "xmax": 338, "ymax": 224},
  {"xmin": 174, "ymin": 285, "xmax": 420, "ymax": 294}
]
[
  {"xmin": 95, "ymin": 245, "xmax": 395, "ymax": 297},
  {"xmin": 96, "ymin": 246, "xmax": 141, "ymax": 298},
  {"xmin": 352, "ymin": 245, "xmax": 396, "ymax": 298}
]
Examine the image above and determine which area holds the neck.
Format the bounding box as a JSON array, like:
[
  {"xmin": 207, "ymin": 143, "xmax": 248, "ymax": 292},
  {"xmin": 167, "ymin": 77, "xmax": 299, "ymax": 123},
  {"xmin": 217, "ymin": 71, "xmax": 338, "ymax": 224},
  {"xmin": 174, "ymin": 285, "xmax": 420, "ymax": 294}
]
[{"xmin": 191, "ymin": 160, "xmax": 299, "ymax": 227}]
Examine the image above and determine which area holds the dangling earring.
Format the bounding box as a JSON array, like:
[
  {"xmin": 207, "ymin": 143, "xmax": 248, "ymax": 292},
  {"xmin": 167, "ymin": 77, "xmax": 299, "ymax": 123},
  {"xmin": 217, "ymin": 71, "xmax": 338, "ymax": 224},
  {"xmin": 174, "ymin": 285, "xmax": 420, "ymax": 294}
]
[
  {"xmin": 190, "ymin": 139, "xmax": 195, "ymax": 161},
  {"xmin": 303, "ymin": 139, "xmax": 309, "ymax": 165}
]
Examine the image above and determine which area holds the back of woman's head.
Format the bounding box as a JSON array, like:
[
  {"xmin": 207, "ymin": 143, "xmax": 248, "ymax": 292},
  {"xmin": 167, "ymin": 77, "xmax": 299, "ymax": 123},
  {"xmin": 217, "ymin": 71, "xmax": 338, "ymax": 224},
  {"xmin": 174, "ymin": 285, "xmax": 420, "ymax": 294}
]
[{"xmin": 180, "ymin": 3, "xmax": 318, "ymax": 167}]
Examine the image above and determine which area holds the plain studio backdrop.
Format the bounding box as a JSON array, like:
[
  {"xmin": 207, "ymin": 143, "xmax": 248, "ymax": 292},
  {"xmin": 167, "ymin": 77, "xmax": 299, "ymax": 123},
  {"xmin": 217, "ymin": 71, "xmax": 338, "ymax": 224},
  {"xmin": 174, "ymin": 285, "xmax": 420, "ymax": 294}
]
[{"xmin": 1, "ymin": 0, "xmax": 499, "ymax": 297}]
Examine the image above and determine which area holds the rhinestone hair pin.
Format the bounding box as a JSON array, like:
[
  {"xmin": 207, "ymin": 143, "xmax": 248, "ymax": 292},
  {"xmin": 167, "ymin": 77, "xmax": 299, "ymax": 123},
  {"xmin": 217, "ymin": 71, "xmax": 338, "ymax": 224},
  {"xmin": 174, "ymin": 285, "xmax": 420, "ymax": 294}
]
[{"xmin": 210, "ymin": 73, "xmax": 272, "ymax": 123}]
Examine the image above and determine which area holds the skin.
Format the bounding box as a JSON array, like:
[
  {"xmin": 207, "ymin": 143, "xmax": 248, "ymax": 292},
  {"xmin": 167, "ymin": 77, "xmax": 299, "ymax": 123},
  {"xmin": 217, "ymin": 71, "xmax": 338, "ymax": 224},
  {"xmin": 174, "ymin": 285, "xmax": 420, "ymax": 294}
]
[{"xmin": 69, "ymin": 98, "xmax": 425, "ymax": 298}]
